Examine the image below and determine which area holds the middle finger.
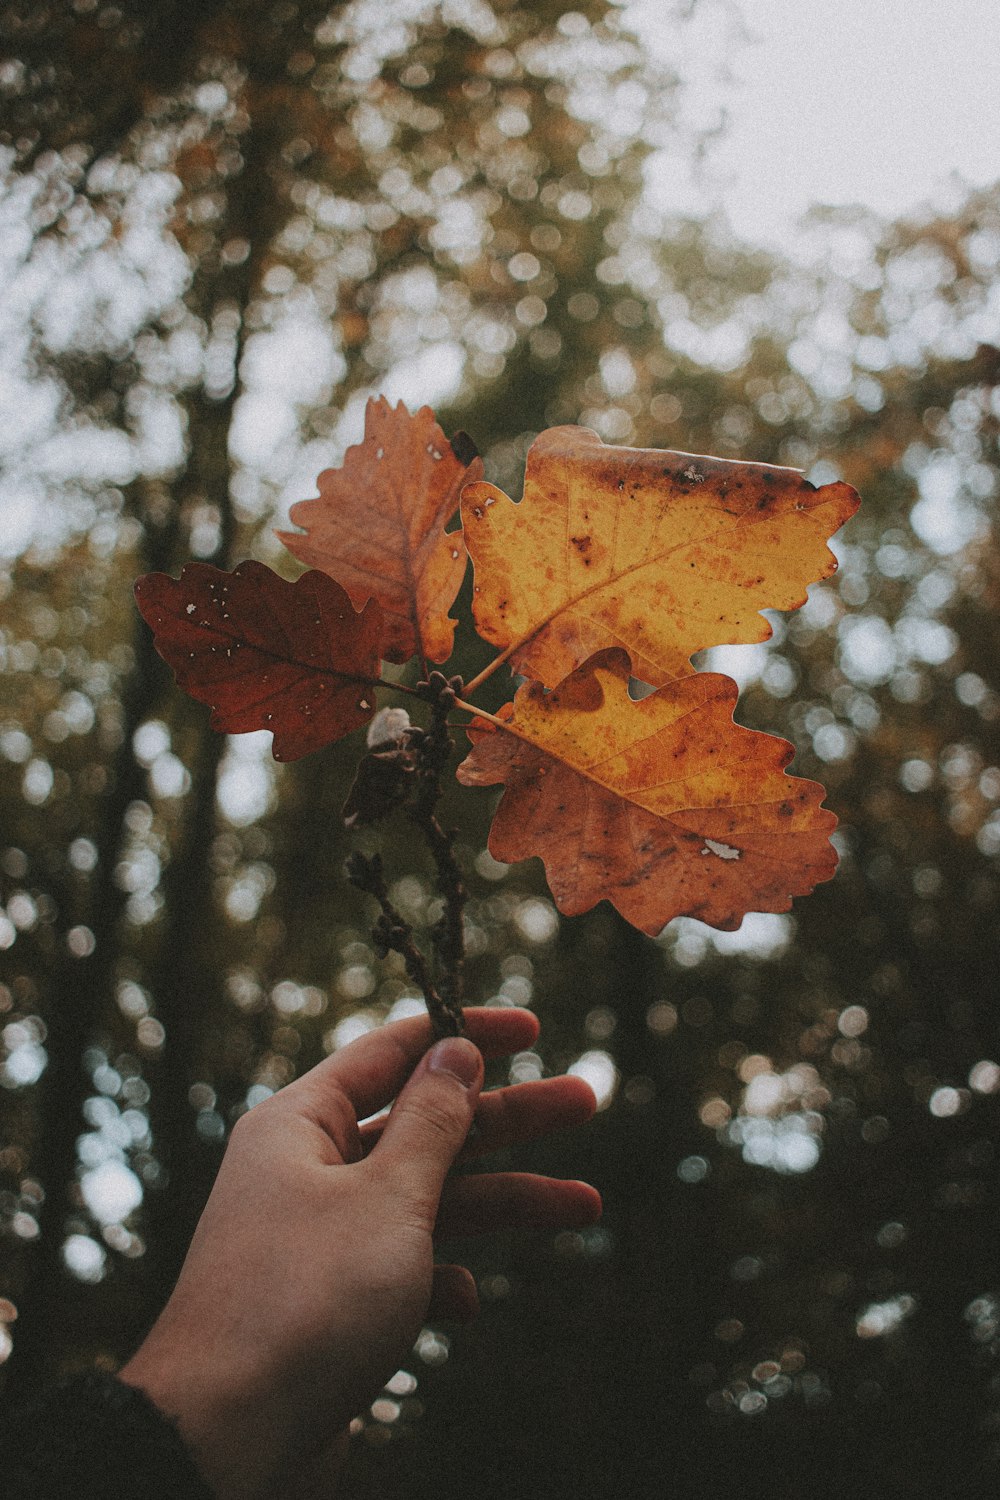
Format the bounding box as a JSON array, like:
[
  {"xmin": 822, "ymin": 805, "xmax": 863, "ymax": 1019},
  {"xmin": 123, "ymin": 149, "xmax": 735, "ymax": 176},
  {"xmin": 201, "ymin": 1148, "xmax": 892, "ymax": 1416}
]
[{"xmin": 359, "ymin": 1073, "xmax": 597, "ymax": 1159}]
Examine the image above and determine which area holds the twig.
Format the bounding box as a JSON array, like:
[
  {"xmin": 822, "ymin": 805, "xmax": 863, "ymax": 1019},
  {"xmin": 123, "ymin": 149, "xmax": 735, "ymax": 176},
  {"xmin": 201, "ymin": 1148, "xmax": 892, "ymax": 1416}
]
[
  {"xmin": 345, "ymin": 851, "xmax": 463, "ymax": 1038},
  {"xmin": 344, "ymin": 673, "xmax": 471, "ymax": 1040},
  {"xmin": 411, "ymin": 673, "xmax": 467, "ymax": 1018}
]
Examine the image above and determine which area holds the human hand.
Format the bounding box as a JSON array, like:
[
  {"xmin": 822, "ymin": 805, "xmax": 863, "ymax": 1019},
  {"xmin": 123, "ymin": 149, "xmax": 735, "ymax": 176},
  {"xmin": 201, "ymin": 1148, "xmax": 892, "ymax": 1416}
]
[{"xmin": 120, "ymin": 1008, "xmax": 600, "ymax": 1499}]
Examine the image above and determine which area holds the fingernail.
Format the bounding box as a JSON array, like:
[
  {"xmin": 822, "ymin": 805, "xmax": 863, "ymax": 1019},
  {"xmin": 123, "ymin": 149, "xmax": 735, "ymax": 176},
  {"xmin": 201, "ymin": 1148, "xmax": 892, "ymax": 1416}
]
[{"xmin": 427, "ymin": 1037, "xmax": 482, "ymax": 1089}]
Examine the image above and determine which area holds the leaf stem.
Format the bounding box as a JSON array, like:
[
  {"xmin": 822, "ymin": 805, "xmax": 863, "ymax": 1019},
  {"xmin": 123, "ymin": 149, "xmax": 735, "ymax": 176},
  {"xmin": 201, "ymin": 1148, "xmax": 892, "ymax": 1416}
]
[
  {"xmin": 451, "ymin": 697, "xmax": 510, "ymax": 730},
  {"xmin": 376, "ymin": 676, "xmax": 422, "ymax": 697},
  {"xmin": 463, "ymin": 644, "xmax": 516, "ymax": 696}
]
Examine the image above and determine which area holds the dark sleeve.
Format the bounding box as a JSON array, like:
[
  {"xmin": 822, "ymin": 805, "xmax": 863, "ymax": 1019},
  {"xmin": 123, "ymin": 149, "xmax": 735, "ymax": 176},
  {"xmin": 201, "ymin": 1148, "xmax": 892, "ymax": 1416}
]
[{"xmin": 0, "ymin": 1369, "xmax": 216, "ymax": 1500}]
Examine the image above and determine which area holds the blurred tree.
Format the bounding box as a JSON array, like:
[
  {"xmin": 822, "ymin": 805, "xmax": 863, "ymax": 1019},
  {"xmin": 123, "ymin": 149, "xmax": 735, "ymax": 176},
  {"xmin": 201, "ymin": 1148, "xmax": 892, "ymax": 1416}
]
[
  {"xmin": 350, "ymin": 197, "xmax": 1000, "ymax": 1499},
  {"xmin": 5, "ymin": 3, "xmax": 1000, "ymax": 1497},
  {"xmin": 0, "ymin": 0, "xmax": 721, "ymax": 1397}
]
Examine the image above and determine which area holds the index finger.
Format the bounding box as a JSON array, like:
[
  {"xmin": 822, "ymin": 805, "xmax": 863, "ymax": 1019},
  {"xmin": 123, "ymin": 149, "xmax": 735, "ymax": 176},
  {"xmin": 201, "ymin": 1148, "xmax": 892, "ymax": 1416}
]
[{"xmin": 284, "ymin": 1007, "xmax": 540, "ymax": 1125}]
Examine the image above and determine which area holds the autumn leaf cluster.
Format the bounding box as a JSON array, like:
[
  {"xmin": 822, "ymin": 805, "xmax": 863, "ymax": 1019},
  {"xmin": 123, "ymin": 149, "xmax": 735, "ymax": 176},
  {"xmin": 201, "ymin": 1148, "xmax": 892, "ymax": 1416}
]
[{"xmin": 135, "ymin": 398, "xmax": 859, "ymax": 936}]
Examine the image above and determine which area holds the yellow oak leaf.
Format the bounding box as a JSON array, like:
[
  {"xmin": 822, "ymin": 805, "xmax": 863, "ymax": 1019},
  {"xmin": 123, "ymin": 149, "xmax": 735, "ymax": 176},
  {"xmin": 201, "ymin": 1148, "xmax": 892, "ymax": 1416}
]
[{"xmin": 462, "ymin": 425, "xmax": 858, "ymax": 688}]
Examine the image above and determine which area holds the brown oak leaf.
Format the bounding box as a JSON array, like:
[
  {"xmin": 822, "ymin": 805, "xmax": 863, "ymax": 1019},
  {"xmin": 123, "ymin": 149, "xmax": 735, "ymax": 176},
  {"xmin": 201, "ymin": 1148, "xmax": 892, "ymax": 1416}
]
[
  {"xmin": 456, "ymin": 651, "xmax": 837, "ymax": 935},
  {"xmin": 277, "ymin": 397, "xmax": 482, "ymax": 665}
]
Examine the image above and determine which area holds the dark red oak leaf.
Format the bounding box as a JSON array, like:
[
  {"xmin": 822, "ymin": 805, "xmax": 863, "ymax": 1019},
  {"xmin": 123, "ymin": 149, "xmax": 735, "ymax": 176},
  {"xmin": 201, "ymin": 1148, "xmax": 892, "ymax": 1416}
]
[{"xmin": 134, "ymin": 561, "xmax": 384, "ymax": 762}]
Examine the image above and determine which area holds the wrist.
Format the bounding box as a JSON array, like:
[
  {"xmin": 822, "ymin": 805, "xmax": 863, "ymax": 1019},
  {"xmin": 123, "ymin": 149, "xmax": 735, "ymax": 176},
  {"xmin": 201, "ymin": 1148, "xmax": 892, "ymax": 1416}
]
[{"xmin": 120, "ymin": 1323, "xmax": 280, "ymax": 1500}]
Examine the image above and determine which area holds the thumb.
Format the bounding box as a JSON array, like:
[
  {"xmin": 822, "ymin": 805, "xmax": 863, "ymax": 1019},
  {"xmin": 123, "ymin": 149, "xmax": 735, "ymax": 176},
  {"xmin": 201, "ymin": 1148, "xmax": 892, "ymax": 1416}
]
[{"xmin": 373, "ymin": 1036, "xmax": 483, "ymax": 1215}]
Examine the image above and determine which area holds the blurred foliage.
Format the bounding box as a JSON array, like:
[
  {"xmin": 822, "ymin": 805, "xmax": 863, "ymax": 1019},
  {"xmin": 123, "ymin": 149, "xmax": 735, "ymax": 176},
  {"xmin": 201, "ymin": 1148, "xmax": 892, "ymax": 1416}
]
[{"xmin": 3, "ymin": 3, "xmax": 1000, "ymax": 1497}]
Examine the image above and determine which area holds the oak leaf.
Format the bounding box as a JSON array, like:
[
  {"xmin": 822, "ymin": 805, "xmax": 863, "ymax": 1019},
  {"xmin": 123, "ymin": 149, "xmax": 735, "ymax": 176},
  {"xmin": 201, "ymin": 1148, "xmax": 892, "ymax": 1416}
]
[
  {"xmin": 462, "ymin": 425, "xmax": 859, "ymax": 689},
  {"xmin": 277, "ymin": 397, "xmax": 482, "ymax": 665},
  {"xmin": 134, "ymin": 561, "xmax": 383, "ymax": 762},
  {"xmin": 456, "ymin": 652, "xmax": 837, "ymax": 935}
]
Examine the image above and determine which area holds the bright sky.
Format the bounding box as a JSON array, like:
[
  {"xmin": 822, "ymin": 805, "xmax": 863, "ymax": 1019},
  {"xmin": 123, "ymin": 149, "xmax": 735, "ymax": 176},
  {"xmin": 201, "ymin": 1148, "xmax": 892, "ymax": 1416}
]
[{"xmin": 641, "ymin": 0, "xmax": 1000, "ymax": 244}]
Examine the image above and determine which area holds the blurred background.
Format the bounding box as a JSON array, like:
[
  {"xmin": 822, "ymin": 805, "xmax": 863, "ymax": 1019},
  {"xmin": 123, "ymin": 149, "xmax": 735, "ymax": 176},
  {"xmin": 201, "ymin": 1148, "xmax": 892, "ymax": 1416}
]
[{"xmin": 2, "ymin": 2, "xmax": 1000, "ymax": 1496}]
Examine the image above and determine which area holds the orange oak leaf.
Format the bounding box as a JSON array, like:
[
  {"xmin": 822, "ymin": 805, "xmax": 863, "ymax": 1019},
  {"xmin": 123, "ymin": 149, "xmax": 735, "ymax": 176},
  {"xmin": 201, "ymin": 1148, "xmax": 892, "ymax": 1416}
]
[
  {"xmin": 134, "ymin": 561, "xmax": 383, "ymax": 762},
  {"xmin": 456, "ymin": 652, "xmax": 837, "ymax": 936},
  {"xmin": 462, "ymin": 425, "xmax": 859, "ymax": 689},
  {"xmin": 276, "ymin": 397, "xmax": 483, "ymax": 666}
]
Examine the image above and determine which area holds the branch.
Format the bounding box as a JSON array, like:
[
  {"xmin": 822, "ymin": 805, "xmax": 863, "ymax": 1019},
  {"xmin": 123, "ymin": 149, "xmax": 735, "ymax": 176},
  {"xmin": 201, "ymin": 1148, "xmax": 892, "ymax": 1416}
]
[
  {"xmin": 411, "ymin": 673, "xmax": 467, "ymax": 1017},
  {"xmin": 345, "ymin": 851, "xmax": 464, "ymax": 1039}
]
